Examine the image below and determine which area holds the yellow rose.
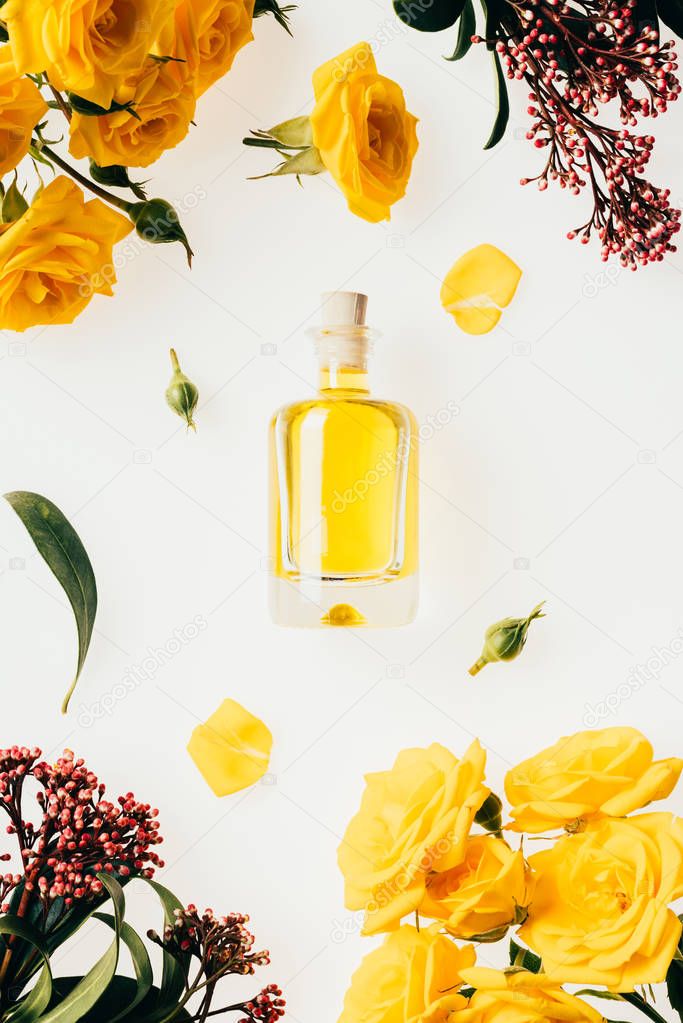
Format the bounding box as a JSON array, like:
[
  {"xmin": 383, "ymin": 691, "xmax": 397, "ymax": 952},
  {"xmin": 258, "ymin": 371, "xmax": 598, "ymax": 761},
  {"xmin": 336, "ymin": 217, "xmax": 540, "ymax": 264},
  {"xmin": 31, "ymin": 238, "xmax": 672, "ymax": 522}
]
[
  {"xmin": 3, "ymin": 0, "xmax": 176, "ymax": 109},
  {"xmin": 156, "ymin": 0, "xmax": 255, "ymax": 97},
  {"xmin": 519, "ymin": 813, "xmax": 683, "ymax": 990},
  {"xmin": 0, "ymin": 176, "xmax": 131, "ymax": 331},
  {"xmin": 419, "ymin": 836, "xmax": 532, "ymax": 940},
  {"xmin": 338, "ymin": 741, "xmax": 489, "ymax": 935},
  {"xmin": 455, "ymin": 968, "xmax": 604, "ymax": 1023},
  {"xmin": 0, "ymin": 46, "xmax": 47, "ymax": 176},
  {"xmin": 505, "ymin": 726, "xmax": 683, "ymax": 833},
  {"xmin": 69, "ymin": 58, "xmax": 196, "ymax": 168},
  {"xmin": 310, "ymin": 42, "xmax": 419, "ymax": 223},
  {"xmin": 338, "ymin": 925, "xmax": 474, "ymax": 1023}
]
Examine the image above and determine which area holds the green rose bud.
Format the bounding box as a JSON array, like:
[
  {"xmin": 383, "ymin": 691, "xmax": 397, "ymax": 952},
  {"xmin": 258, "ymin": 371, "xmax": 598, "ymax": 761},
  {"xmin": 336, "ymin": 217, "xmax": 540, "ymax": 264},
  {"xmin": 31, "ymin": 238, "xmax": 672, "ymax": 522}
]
[
  {"xmin": 89, "ymin": 160, "xmax": 147, "ymax": 200},
  {"xmin": 475, "ymin": 792, "xmax": 503, "ymax": 834},
  {"xmin": 469, "ymin": 601, "xmax": 546, "ymax": 676},
  {"xmin": 166, "ymin": 348, "xmax": 199, "ymax": 432},
  {"xmin": 128, "ymin": 198, "xmax": 194, "ymax": 266}
]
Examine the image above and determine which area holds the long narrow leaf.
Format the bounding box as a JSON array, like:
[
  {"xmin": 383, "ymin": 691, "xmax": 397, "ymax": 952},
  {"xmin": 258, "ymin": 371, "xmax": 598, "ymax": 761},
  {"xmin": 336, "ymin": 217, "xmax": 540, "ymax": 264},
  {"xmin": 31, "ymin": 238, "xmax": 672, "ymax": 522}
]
[
  {"xmin": 0, "ymin": 917, "xmax": 52, "ymax": 1023},
  {"xmin": 38, "ymin": 875, "xmax": 124, "ymax": 1023},
  {"xmin": 395, "ymin": 0, "xmax": 466, "ymax": 30},
  {"xmin": 93, "ymin": 913, "xmax": 153, "ymax": 1021},
  {"xmin": 141, "ymin": 880, "xmax": 189, "ymax": 1016},
  {"xmin": 484, "ymin": 50, "xmax": 509, "ymax": 148},
  {"xmin": 4, "ymin": 491, "xmax": 97, "ymax": 714},
  {"xmin": 447, "ymin": 0, "xmax": 476, "ymax": 59},
  {"xmin": 656, "ymin": 0, "xmax": 683, "ymax": 34}
]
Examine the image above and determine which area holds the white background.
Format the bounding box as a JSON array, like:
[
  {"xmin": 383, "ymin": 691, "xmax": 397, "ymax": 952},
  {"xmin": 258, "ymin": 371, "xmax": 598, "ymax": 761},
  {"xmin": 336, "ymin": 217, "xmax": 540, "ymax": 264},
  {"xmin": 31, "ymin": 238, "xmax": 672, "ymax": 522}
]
[{"xmin": 2, "ymin": 0, "xmax": 683, "ymax": 1018}]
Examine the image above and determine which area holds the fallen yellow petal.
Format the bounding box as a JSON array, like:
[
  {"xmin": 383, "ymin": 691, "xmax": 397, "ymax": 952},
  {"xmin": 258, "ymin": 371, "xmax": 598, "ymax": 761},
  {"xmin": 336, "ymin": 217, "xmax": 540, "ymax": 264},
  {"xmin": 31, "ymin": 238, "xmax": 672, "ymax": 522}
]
[
  {"xmin": 441, "ymin": 244, "xmax": 522, "ymax": 336},
  {"xmin": 187, "ymin": 698, "xmax": 272, "ymax": 796}
]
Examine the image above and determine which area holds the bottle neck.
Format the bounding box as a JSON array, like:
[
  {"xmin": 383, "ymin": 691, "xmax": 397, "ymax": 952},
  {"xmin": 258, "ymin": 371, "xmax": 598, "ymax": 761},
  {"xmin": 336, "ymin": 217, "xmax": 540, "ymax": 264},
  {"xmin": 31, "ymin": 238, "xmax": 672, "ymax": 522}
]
[{"xmin": 313, "ymin": 327, "xmax": 374, "ymax": 394}]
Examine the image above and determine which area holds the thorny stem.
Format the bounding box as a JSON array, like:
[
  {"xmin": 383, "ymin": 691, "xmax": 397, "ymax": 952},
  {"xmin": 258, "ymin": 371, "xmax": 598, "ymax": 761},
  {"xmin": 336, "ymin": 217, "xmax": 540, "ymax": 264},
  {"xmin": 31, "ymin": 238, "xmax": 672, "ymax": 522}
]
[
  {"xmin": 33, "ymin": 141, "xmax": 133, "ymax": 214},
  {"xmin": 47, "ymin": 83, "xmax": 72, "ymax": 122},
  {"xmin": 622, "ymin": 991, "xmax": 671, "ymax": 1023}
]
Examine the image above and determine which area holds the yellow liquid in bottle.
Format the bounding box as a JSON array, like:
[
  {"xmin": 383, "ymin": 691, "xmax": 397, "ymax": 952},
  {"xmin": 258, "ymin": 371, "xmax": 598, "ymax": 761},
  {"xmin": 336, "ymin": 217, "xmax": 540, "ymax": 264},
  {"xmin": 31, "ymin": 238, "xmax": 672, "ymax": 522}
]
[{"xmin": 269, "ymin": 363, "xmax": 418, "ymax": 626}]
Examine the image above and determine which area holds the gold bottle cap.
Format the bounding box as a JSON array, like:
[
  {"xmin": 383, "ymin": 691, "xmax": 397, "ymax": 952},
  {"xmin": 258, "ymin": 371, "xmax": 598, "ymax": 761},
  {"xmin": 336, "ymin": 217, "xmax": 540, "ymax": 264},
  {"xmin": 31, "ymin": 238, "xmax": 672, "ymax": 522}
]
[{"xmin": 321, "ymin": 291, "xmax": 368, "ymax": 327}]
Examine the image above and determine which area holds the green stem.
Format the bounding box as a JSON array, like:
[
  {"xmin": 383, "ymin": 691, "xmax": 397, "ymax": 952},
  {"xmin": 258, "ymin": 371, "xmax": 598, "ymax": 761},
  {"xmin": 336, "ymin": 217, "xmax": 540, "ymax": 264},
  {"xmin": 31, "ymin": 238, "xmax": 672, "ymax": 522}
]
[
  {"xmin": 169, "ymin": 348, "xmax": 181, "ymax": 373},
  {"xmin": 468, "ymin": 656, "xmax": 488, "ymax": 676},
  {"xmin": 621, "ymin": 992, "xmax": 670, "ymax": 1023},
  {"xmin": 35, "ymin": 142, "xmax": 132, "ymax": 214}
]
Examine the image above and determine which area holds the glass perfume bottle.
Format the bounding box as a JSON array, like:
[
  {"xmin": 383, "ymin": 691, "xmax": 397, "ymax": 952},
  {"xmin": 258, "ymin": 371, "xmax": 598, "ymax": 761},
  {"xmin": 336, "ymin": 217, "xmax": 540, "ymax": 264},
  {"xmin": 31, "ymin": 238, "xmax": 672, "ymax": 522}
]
[{"xmin": 269, "ymin": 291, "xmax": 418, "ymax": 627}]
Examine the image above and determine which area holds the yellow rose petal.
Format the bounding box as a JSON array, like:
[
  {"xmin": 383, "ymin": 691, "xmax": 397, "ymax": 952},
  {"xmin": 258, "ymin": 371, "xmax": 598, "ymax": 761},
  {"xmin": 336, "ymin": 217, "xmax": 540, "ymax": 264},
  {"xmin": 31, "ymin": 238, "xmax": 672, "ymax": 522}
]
[
  {"xmin": 441, "ymin": 244, "xmax": 522, "ymax": 335},
  {"xmin": 188, "ymin": 698, "xmax": 272, "ymax": 797}
]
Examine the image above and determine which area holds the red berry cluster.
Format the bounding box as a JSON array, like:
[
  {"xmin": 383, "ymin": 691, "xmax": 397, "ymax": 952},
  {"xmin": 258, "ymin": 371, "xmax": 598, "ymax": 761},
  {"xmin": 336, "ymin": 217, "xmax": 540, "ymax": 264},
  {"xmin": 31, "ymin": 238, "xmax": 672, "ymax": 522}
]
[
  {"xmin": 154, "ymin": 905, "xmax": 271, "ymax": 978},
  {"xmin": 0, "ymin": 746, "xmax": 163, "ymax": 911},
  {"xmin": 238, "ymin": 984, "xmax": 286, "ymax": 1023},
  {"xmin": 475, "ymin": 0, "xmax": 681, "ymax": 267}
]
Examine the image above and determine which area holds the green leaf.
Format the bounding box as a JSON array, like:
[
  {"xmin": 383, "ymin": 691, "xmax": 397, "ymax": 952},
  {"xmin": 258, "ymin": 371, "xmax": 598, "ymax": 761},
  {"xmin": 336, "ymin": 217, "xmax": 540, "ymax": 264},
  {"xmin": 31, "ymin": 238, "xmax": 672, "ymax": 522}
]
[
  {"xmin": 446, "ymin": 0, "xmax": 476, "ymax": 59},
  {"xmin": 657, "ymin": 0, "xmax": 683, "ymax": 35},
  {"xmin": 67, "ymin": 94, "xmax": 140, "ymax": 120},
  {"xmin": 0, "ymin": 917, "xmax": 52, "ymax": 1023},
  {"xmin": 666, "ymin": 958, "xmax": 683, "ymax": 1021},
  {"xmin": 574, "ymin": 990, "xmax": 626, "ymax": 1001},
  {"xmin": 4, "ymin": 491, "xmax": 98, "ymax": 714},
  {"xmin": 483, "ymin": 49, "xmax": 509, "ymax": 149},
  {"xmin": 93, "ymin": 913, "xmax": 153, "ymax": 1021},
  {"xmin": 37, "ymin": 874, "xmax": 125, "ymax": 1023},
  {"xmin": 253, "ymin": 0, "xmax": 295, "ymax": 33},
  {"xmin": 140, "ymin": 879, "xmax": 189, "ymax": 1017},
  {"xmin": 1, "ymin": 174, "xmax": 28, "ymax": 223},
  {"xmin": 47, "ymin": 980, "xmax": 192, "ymax": 1023},
  {"xmin": 509, "ymin": 939, "xmax": 542, "ymax": 973},
  {"xmin": 394, "ymin": 0, "xmax": 466, "ymax": 31}
]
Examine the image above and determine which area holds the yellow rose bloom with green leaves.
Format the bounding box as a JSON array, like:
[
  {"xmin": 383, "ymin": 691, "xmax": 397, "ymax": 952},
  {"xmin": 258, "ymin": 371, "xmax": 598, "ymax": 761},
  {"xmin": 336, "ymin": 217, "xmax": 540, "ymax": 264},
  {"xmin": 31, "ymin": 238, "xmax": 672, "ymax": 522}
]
[
  {"xmin": 69, "ymin": 58, "xmax": 196, "ymax": 169},
  {"xmin": 157, "ymin": 0, "xmax": 256, "ymax": 97},
  {"xmin": 505, "ymin": 726, "xmax": 683, "ymax": 834},
  {"xmin": 456, "ymin": 968, "xmax": 604, "ymax": 1023},
  {"xmin": 338, "ymin": 741, "xmax": 488, "ymax": 935},
  {"xmin": 3, "ymin": 0, "xmax": 176, "ymax": 109},
  {"xmin": 310, "ymin": 42, "xmax": 419, "ymax": 223},
  {"xmin": 0, "ymin": 46, "xmax": 47, "ymax": 177},
  {"xmin": 0, "ymin": 176, "xmax": 131, "ymax": 331},
  {"xmin": 419, "ymin": 835, "xmax": 532, "ymax": 940},
  {"xmin": 519, "ymin": 813, "xmax": 683, "ymax": 990},
  {"xmin": 338, "ymin": 924, "xmax": 474, "ymax": 1023}
]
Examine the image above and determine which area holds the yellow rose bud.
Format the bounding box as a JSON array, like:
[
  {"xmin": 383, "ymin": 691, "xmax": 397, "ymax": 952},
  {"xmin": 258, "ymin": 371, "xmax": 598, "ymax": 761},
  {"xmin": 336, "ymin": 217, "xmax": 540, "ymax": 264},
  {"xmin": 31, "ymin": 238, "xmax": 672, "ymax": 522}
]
[
  {"xmin": 3, "ymin": 0, "xmax": 176, "ymax": 109},
  {"xmin": 0, "ymin": 45, "xmax": 47, "ymax": 177},
  {"xmin": 310, "ymin": 42, "xmax": 419, "ymax": 223},
  {"xmin": 0, "ymin": 175, "xmax": 130, "ymax": 331},
  {"xmin": 519, "ymin": 813, "xmax": 683, "ymax": 991},
  {"xmin": 338, "ymin": 741, "xmax": 489, "ymax": 935},
  {"xmin": 505, "ymin": 726, "xmax": 683, "ymax": 834},
  {"xmin": 456, "ymin": 968, "xmax": 604, "ymax": 1023},
  {"xmin": 419, "ymin": 835, "xmax": 533, "ymax": 941},
  {"xmin": 338, "ymin": 924, "xmax": 474, "ymax": 1023},
  {"xmin": 68, "ymin": 58, "xmax": 196, "ymax": 170},
  {"xmin": 156, "ymin": 0, "xmax": 256, "ymax": 97}
]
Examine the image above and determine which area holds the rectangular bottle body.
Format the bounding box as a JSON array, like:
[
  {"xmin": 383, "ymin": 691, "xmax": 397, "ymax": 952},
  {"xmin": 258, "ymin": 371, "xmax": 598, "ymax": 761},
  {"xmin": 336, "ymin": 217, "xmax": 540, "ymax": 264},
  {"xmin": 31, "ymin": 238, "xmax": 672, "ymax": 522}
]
[{"xmin": 269, "ymin": 395, "xmax": 418, "ymax": 626}]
